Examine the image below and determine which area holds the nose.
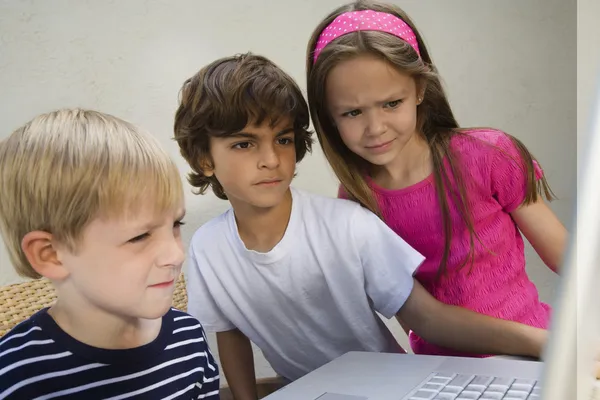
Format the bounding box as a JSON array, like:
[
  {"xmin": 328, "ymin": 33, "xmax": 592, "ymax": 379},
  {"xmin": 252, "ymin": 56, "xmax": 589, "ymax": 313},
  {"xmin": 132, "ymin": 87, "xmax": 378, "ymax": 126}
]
[
  {"xmin": 258, "ymin": 144, "xmax": 280, "ymax": 170},
  {"xmin": 158, "ymin": 234, "xmax": 185, "ymax": 268},
  {"xmin": 365, "ymin": 110, "xmax": 387, "ymax": 137}
]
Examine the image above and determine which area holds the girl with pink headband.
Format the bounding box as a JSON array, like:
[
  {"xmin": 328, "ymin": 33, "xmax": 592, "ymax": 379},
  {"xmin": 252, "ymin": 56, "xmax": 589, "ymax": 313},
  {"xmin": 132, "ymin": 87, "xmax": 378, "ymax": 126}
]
[{"xmin": 306, "ymin": 0, "xmax": 567, "ymax": 358}]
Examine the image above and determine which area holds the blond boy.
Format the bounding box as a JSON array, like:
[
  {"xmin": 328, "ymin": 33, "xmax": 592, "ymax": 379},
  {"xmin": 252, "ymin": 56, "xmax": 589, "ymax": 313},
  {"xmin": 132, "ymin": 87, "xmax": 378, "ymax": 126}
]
[{"xmin": 0, "ymin": 109, "xmax": 219, "ymax": 399}]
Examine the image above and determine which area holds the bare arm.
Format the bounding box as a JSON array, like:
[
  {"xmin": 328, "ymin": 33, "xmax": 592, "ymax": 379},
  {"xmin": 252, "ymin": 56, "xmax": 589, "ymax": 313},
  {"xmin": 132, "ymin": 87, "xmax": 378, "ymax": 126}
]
[
  {"xmin": 396, "ymin": 316, "xmax": 411, "ymax": 336},
  {"xmin": 397, "ymin": 280, "xmax": 547, "ymax": 358},
  {"xmin": 511, "ymin": 199, "xmax": 567, "ymax": 273},
  {"xmin": 217, "ymin": 329, "xmax": 258, "ymax": 400}
]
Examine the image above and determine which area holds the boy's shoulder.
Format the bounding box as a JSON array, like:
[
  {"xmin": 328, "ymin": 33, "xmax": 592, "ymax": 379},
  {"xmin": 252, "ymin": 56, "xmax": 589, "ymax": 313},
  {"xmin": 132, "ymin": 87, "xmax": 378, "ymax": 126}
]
[
  {"xmin": 0, "ymin": 307, "xmax": 50, "ymax": 351},
  {"xmin": 190, "ymin": 207, "xmax": 233, "ymax": 245},
  {"xmin": 291, "ymin": 187, "xmax": 364, "ymax": 218}
]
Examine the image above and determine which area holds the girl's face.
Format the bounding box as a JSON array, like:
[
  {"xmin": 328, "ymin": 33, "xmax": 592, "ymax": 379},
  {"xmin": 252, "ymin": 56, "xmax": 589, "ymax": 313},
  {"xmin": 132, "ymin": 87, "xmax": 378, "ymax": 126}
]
[{"xmin": 326, "ymin": 54, "xmax": 422, "ymax": 169}]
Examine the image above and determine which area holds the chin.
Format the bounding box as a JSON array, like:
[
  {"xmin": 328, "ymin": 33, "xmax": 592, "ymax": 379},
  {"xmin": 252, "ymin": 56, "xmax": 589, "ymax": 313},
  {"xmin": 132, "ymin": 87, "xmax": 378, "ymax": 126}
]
[
  {"xmin": 362, "ymin": 152, "xmax": 397, "ymax": 167},
  {"xmin": 250, "ymin": 191, "xmax": 290, "ymax": 209},
  {"xmin": 139, "ymin": 301, "xmax": 173, "ymax": 320}
]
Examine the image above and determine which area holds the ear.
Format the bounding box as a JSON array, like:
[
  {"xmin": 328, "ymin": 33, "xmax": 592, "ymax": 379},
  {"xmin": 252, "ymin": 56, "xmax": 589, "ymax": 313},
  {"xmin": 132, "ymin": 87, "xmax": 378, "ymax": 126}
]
[
  {"xmin": 416, "ymin": 79, "xmax": 427, "ymax": 105},
  {"xmin": 200, "ymin": 156, "xmax": 215, "ymax": 177},
  {"xmin": 21, "ymin": 231, "xmax": 69, "ymax": 281}
]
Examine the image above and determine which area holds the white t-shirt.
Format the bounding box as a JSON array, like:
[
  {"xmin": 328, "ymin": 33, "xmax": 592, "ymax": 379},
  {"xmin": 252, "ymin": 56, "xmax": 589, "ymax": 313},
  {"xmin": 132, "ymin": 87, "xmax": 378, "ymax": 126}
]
[{"xmin": 187, "ymin": 188, "xmax": 424, "ymax": 381}]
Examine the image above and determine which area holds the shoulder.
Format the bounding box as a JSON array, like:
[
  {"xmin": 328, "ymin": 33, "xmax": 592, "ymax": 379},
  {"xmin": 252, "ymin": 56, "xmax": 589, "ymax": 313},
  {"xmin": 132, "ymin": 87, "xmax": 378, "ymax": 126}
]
[
  {"xmin": 165, "ymin": 308, "xmax": 207, "ymax": 336},
  {"xmin": 162, "ymin": 311, "xmax": 220, "ymax": 398},
  {"xmin": 189, "ymin": 209, "xmax": 232, "ymax": 251},
  {"xmin": 0, "ymin": 308, "xmax": 49, "ymax": 349},
  {"xmin": 293, "ymin": 187, "xmax": 365, "ymax": 224},
  {"xmin": 293, "ymin": 188, "xmax": 384, "ymax": 244},
  {"xmin": 450, "ymin": 128, "xmax": 511, "ymax": 155},
  {"xmin": 448, "ymin": 128, "xmax": 521, "ymax": 178},
  {"xmin": 0, "ymin": 309, "xmax": 57, "ymax": 394}
]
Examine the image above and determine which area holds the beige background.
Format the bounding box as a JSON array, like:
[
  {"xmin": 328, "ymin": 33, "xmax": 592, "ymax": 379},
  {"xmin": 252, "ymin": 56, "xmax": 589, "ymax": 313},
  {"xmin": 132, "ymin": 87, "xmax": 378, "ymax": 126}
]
[{"xmin": 0, "ymin": 0, "xmax": 581, "ymax": 380}]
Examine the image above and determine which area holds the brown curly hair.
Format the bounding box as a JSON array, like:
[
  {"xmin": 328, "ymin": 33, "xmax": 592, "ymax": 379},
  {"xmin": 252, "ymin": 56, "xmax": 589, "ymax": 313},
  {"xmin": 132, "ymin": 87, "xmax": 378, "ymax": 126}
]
[{"xmin": 174, "ymin": 53, "xmax": 313, "ymax": 199}]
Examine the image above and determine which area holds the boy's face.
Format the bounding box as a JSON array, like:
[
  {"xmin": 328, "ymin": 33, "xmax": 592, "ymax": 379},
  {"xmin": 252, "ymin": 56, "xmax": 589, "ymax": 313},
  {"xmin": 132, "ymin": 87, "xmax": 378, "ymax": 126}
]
[
  {"xmin": 207, "ymin": 119, "xmax": 297, "ymax": 210},
  {"xmin": 55, "ymin": 201, "xmax": 186, "ymax": 320}
]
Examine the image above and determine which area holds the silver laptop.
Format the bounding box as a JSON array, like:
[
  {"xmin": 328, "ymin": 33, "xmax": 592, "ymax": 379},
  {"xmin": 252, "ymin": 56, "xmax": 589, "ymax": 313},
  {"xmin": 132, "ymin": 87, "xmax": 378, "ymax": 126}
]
[{"xmin": 264, "ymin": 83, "xmax": 600, "ymax": 400}]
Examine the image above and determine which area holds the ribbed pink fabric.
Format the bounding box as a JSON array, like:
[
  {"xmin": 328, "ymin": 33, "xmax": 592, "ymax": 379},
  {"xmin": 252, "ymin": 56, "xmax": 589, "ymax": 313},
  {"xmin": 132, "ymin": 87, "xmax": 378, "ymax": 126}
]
[{"xmin": 339, "ymin": 129, "xmax": 551, "ymax": 357}]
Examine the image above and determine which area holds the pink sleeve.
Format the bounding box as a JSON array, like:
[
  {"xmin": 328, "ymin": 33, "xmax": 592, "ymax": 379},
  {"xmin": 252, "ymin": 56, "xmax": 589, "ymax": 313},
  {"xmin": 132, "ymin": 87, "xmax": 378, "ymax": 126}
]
[
  {"xmin": 490, "ymin": 133, "xmax": 543, "ymax": 213},
  {"xmin": 337, "ymin": 184, "xmax": 349, "ymax": 199}
]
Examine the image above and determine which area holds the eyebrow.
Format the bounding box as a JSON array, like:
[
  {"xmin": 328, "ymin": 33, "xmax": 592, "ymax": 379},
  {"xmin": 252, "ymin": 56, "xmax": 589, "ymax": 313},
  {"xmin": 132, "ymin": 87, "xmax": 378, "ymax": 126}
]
[
  {"xmin": 228, "ymin": 127, "xmax": 295, "ymax": 139},
  {"xmin": 333, "ymin": 91, "xmax": 409, "ymax": 111},
  {"xmin": 136, "ymin": 209, "xmax": 187, "ymax": 232}
]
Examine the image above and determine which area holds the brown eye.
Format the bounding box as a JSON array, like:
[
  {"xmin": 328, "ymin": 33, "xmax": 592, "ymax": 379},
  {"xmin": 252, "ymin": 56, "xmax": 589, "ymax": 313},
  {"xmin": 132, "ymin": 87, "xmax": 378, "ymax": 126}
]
[
  {"xmin": 343, "ymin": 109, "xmax": 361, "ymax": 117},
  {"xmin": 232, "ymin": 142, "xmax": 251, "ymax": 149}
]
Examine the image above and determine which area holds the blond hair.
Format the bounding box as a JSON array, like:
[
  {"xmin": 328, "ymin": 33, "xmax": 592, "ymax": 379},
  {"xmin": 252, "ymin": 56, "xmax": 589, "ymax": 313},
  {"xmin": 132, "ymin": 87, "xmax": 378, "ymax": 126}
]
[
  {"xmin": 306, "ymin": 0, "xmax": 554, "ymax": 278},
  {"xmin": 0, "ymin": 109, "xmax": 183, "ymax": 279}
]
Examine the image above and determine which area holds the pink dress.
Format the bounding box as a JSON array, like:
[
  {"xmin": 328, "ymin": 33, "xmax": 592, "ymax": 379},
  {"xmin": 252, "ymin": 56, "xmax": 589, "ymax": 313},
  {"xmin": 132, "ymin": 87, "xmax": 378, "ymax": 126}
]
[{"xmin": 339, "ymin": 129, "xmax": 551, "ymax": 357}]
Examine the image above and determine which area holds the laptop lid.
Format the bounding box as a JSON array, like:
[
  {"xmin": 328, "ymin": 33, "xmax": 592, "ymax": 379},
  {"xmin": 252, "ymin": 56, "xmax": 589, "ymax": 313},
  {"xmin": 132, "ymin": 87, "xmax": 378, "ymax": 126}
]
[{"xmin": 540, "ymin": 81, "xmax": 600, "ymax": 399}]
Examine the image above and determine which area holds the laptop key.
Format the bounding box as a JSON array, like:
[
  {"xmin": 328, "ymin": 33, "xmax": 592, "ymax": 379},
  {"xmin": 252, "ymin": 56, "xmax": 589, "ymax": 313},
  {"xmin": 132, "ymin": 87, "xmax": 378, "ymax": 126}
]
[
  {"xmin": 488, "ymin": 377, "xmax": 514, "ymax": 392},
  {"xmin": 511, "ymin": 378, "xmax": 536, "ymax": 392},
  {"xmin": 433, "ymin": 394, "xmax": 457, "ymax": 400},
  {"xmin": 456, "ymin": 391, "xmax": 480, "ymax": 399},
  {"xmin": 466, "ymin": 375, "xmax": 493, "ymax": 393},
  {"xmin": 445, "ymin": 374, "xmax": 474, "ymax": 391},
  {"xmin": 504, "ymin": 389, "xmax": 530, "ymax": 399},
  {"xmin": 479, "ymin": 392, "xmax": 503, "ymax": 400},
  {"xmin": 429, "ymin": 376, "xmax": 454, "ymax": 385},
  {"xmin": 440, "ymin": 386, "xmax": 462, "ymax": 394},
  {"xmin": 422, "ymin": 383, "xmax": 445, "ymax": 392},
  {"xmin": 409, "ymin": 390, "xmax": 438, "ymax": 399},
  {"xmin": 434, "ymin": 373, "xmax": 457, "ymax": 380}
]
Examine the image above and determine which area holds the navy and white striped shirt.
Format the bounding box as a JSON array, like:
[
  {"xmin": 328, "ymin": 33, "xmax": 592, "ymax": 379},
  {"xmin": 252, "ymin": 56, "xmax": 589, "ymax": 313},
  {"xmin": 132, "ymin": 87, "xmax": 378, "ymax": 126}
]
[{"xmin": 0, "ymin": 308, "xmax": 220, "ymax": 399}]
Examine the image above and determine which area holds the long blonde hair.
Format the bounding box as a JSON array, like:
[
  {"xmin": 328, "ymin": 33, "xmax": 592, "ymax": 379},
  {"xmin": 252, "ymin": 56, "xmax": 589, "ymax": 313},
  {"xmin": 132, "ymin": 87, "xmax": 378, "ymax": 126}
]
[{"xmin": 306, "ymin": 0, "xmax": 554, "ymax": 278}]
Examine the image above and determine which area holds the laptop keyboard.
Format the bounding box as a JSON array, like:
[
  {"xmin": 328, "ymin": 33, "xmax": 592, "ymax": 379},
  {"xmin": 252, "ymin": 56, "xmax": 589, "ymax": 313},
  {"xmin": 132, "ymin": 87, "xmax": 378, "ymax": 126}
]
[{"xmin": 405, "ymin": 372, "xmax": 541, "ymax": 399}]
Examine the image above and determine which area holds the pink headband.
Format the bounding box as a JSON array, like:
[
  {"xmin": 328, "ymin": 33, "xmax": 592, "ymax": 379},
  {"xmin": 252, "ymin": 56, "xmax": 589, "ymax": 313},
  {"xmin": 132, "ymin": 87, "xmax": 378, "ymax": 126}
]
[{"xmin": 312, "ymin": 10, "xmax": 420, "ymax": 63}]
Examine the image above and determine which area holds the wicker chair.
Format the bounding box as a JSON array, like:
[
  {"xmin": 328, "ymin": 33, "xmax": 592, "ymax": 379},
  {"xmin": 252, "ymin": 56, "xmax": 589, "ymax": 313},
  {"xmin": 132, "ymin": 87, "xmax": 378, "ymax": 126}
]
[
  {"xmin": 0, "ymin": 274, "xmax": 283, "ymax": 398},
  {"xmin": 0, "ymin": 275, "xmax": 188, "ymax": 336}
]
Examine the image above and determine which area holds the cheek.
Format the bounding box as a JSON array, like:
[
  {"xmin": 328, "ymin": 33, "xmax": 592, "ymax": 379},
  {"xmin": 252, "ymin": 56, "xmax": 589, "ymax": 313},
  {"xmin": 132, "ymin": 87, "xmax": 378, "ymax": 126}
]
[
  {"xmin": 336, "ymin": 120, "xmax": 363, "ymax": 147},
  {"xmin": 395, "ymin": 107, "xmax": 418, "ymax": 128},
  {"xmin": 282, "ymin": 146, "xmax": 298, "ymax": 164}
]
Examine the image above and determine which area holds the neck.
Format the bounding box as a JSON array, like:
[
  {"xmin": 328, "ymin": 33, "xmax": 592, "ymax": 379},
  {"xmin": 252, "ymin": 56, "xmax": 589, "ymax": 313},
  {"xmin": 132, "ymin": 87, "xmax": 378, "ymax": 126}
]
[
  {"xmin": 231, "ymin": 189, "xmax": 293, "ymax": 253},
  {"xmin": 48, "ymin": 297, "xmax": 161, "ymax": 349},
  {"xmin": 373, "ymin": 133, "xmax": 432, "ymax": 189}
]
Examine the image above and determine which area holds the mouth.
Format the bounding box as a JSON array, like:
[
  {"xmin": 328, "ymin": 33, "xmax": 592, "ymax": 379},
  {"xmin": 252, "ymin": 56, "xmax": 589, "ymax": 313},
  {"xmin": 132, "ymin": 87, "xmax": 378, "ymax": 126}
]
[
  {"xmin": 366, "ymin": 138, "xmax": 396, "ymax": 150},
  {"xmin": 149, "ymin": 279, "xmax": 175, "ymax": 289},
  {"xmin": 255, "ymin": 178, "xmax": 283, "ymax": 186}
]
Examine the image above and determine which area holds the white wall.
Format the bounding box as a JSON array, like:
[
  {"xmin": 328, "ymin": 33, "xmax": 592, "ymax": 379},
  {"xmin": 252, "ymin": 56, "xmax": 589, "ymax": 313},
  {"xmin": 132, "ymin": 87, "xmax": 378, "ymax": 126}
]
[{"xmin": 0, "ymin": 0, "xmax": 575, "ymax": 380}]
